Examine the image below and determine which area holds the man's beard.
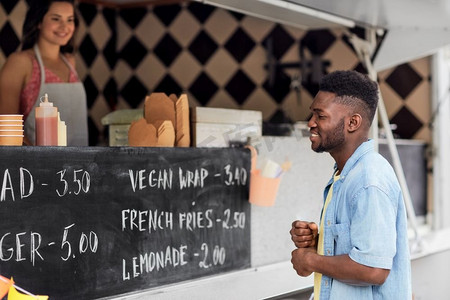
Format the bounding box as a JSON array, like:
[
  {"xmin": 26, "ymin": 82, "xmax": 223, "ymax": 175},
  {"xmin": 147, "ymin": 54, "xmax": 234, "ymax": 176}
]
[{"xmin": 313, "ymin": 118, "xmax": 345, "ymax": 153}]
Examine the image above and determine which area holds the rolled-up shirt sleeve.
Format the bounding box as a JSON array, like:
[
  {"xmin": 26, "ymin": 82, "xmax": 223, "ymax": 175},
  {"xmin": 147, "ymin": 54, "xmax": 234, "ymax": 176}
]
[{"xmin": 348, "ymin": 185, "xmax": 397, "ymax": 269}]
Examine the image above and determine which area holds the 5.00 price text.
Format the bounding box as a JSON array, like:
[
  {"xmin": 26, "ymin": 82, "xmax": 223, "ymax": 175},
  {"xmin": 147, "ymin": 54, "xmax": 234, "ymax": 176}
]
[{"xmin": 0, "ymin": 223, "xmax": 98, "ymax": 266}]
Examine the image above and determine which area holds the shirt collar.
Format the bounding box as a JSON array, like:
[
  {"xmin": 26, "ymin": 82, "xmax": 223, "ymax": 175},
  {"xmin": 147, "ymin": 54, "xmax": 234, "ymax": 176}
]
[{"xmin": 332, "ymin": 139, "xmax": 374, "ymax": 181}]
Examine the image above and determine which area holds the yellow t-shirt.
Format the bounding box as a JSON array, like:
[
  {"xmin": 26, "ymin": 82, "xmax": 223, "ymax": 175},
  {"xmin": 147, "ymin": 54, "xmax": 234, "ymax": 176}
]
[{"xmin": 314, "ymin": 172, "xmax": 340, "ymax": 300}]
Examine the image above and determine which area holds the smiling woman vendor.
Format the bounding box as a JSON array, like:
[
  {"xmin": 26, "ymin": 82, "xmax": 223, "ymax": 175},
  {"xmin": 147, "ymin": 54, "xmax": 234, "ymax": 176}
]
[{"xmin": 0, "ymin": 0, "xmax": 88, "ymax": 146}]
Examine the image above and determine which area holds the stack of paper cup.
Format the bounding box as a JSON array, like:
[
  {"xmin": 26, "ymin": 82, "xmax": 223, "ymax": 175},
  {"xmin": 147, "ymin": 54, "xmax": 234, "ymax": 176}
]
[{"xmin": 0, "ymin": 114, "xmax": 24, "ymax": 146}]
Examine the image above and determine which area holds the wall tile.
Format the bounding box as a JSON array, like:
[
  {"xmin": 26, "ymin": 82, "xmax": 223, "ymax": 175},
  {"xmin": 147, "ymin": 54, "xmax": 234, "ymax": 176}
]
[
  {"xmin": 390, "ymin": 106, "xmax": 423, "ymax": 139},
  {"xmin": 204, "ymin": 9, "xmax": 238, "ymax": 45},
  {"xmin": 169, "ymin": 51, "xmax": 202, "ymax": 88},
  {"xmin": 119, "ymin": 7, "xmax": 148, "ymax": 29},
  {"xmin": 225, "ymin": 70, "xmax": 256, "ymax": 105},
  {"xmin": 153, "ymin": 4, "xmax": 181, "ymax": 27},
  {"xmin": 281, "ymin": 89, "xmax": 314, "ymax": 121},
  {"xmin": 204, "ymin": 48, "xmax": 238, "ymax": 86},
  {"xmin": 136, "ymin": 54, "xmax": 166, "ymax": 90},
  {"xmin": 241, "ymin": 45, "xmax": 267, "ymax": 86},
  {"xmin": 262, "ymin": 24, "xmax": 295, "ymax": 60},
  {"xmin": 153, "ymin": 73, "xmax": 182, "ymax": 96},
  {"xmin": 379, "ymin": 81, "xmax": 404, "ymax": 118},
  {"xmin": 169, "ymin": 10, "xmax": 201, "ymax": 48},
  {"xmin": 153, "ymin": 33, "xmax": 182, "ymax": 67},
  {"xmin": 241, "ymin": 88, "xmax": 277, "ymax": 119},
  {"xmin": 405, "ymin": 80, "xmax": 431, "ymax": 124},
  {"xmin": 188, "ymin": 30, "xmax": 218, "ymax": 64},
  {"xmin": 324, "ymin": 39, "xmax": 359, "ymax": 72},
  {"xmin": 207, "ymin": 89, "xmax": 239, "ymax": 109},
  {"xmin": 240, "ymin": 15, "xmax": 274, "ymax": 42},
  {"xmin": 187, "ymin": 2, "xmax": 215, "ymax": 24},
  {"xmin": 135, "ymin": 14, "xmax": 165, "ymax": 49},
  {"xmin": 189, "ymin": 72, "xmax": 218, "ymax": 105},
  {"xmin": 385, "ymin": 63, "xmax": 423, "ymax": 99}
]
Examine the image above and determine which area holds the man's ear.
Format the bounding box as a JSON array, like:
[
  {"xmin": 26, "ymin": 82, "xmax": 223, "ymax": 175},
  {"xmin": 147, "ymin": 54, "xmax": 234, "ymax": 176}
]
[{"xmin": 348, "ymin": 114, "xmax": 362, "ymax": 132}]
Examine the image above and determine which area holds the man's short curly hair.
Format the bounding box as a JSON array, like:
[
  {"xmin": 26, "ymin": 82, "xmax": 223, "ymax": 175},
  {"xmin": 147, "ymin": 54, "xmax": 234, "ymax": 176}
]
[{"xmin": 319, "ymin": 70, "xmax": 379, "ymax": 126}]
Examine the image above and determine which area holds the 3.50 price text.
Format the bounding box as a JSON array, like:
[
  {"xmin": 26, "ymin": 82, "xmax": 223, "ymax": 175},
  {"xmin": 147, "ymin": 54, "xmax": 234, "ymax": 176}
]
[{"xmin": 56, "ymin": 169, "xmax": 91, "ymax": 197}]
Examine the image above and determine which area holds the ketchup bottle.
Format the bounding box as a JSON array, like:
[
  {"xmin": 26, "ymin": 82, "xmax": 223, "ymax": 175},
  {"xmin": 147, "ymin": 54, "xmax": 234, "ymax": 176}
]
[{"xmin": 35, "ymin": 93, "xmax": 58, "ymax": 146}]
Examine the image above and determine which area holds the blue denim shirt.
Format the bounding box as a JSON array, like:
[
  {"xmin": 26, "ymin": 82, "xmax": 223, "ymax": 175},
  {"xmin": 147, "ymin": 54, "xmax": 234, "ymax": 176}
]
[{"xmin": 318, "ymin": 140, "xmax": 412, "ymax": 300}]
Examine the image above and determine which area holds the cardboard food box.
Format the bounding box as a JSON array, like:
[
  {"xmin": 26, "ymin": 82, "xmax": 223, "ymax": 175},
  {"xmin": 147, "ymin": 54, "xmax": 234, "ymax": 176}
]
[
  {"xmin": 101, "ymin": 93, "xmax": 190, "ymax": 147},
  {"xmin": 191, "ymin": 107, "xmax": 262, "ymax": 147}
]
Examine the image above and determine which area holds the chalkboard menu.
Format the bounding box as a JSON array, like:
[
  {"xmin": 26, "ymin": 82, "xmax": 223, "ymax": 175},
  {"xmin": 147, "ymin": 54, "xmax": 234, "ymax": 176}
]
[{"xmin": 0, "ymin": 146, "xmax": 251, "ymax": 299}]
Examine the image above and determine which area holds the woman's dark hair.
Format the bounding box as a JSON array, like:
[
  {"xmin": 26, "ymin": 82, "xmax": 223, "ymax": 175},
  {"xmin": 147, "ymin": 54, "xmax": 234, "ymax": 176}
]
[
  {"xmin": 319, "ymin": 70, "xmax": 379, "ymax": 125},
  {"xmin": 21, "ymin": 0, "xmax": 79, "ymax": 53}
]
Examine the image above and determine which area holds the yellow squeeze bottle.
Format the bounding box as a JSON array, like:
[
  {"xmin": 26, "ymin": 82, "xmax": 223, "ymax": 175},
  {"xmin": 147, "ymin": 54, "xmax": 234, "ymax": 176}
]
[{"xmin": 58, "ymin": 112, "xmax": 67, "ymax": 146}]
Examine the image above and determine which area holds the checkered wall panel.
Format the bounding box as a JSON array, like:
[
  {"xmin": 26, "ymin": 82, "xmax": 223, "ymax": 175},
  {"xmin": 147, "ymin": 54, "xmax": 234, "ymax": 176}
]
[{"xmin": 0, "ymin": 0, "xmax": 431, "ymax": 145}]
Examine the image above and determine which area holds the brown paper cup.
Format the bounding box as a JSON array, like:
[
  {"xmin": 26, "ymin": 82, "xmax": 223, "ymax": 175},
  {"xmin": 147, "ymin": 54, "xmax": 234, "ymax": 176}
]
[
  {"xmin": 249, "ymin": 169, "xmax": 281, "ymax": 206},
  {"xmin": 0, "ymin": 125, "xmax": 23, "ymax": 130},
  {"xmin": 0, "ymin": 120, "xmax": 24, "ymax": 125},
  {"xmin": 0, "ymin": 130, "xmax": 24, "ymax": 135},
  {"xmin": 0, "ymin": 135, "xmax": 23, "ymax": 146},
  {"xmin": 0, "ymin": 114, "xmax": 23, "ymax": 120}
]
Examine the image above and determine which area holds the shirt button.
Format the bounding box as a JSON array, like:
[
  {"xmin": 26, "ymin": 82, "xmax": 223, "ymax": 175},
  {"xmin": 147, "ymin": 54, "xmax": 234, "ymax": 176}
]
[
  {"xmin": 327, "ymin": 220, "xmax": 331, "ymax": 226},
  {"xmin": 325, "ymin": 280, "xmax": 329, "ymax": 286},
  {"xmin": 327, "ymin": 249, "xmax": 331, "ymax": 255}
]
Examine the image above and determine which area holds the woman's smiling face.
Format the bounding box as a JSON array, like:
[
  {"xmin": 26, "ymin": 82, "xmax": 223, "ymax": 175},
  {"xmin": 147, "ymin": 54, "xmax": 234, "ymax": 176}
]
[{"xmin": 39, "ymin": 1, "xmax": 75, "ymax": 47}]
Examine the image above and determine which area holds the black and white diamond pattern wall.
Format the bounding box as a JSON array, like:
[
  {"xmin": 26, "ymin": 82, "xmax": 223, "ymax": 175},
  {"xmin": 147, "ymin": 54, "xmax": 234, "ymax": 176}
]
[{"xmin": 0, "ymin": 1, "xmax": 431, "ymax": 145}]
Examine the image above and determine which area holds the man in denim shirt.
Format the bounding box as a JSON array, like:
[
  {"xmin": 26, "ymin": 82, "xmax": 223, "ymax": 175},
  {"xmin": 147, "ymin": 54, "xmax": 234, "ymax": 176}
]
[{"xmin": 290, "ymin": 70, "xmax": 412, "ymax": 299}]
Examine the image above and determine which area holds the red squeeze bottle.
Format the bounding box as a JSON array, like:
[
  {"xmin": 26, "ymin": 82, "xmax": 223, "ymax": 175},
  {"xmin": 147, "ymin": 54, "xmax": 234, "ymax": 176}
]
[{"xmin": 35, "ymin": 93, "xmax": 58, "ymax": 146}]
